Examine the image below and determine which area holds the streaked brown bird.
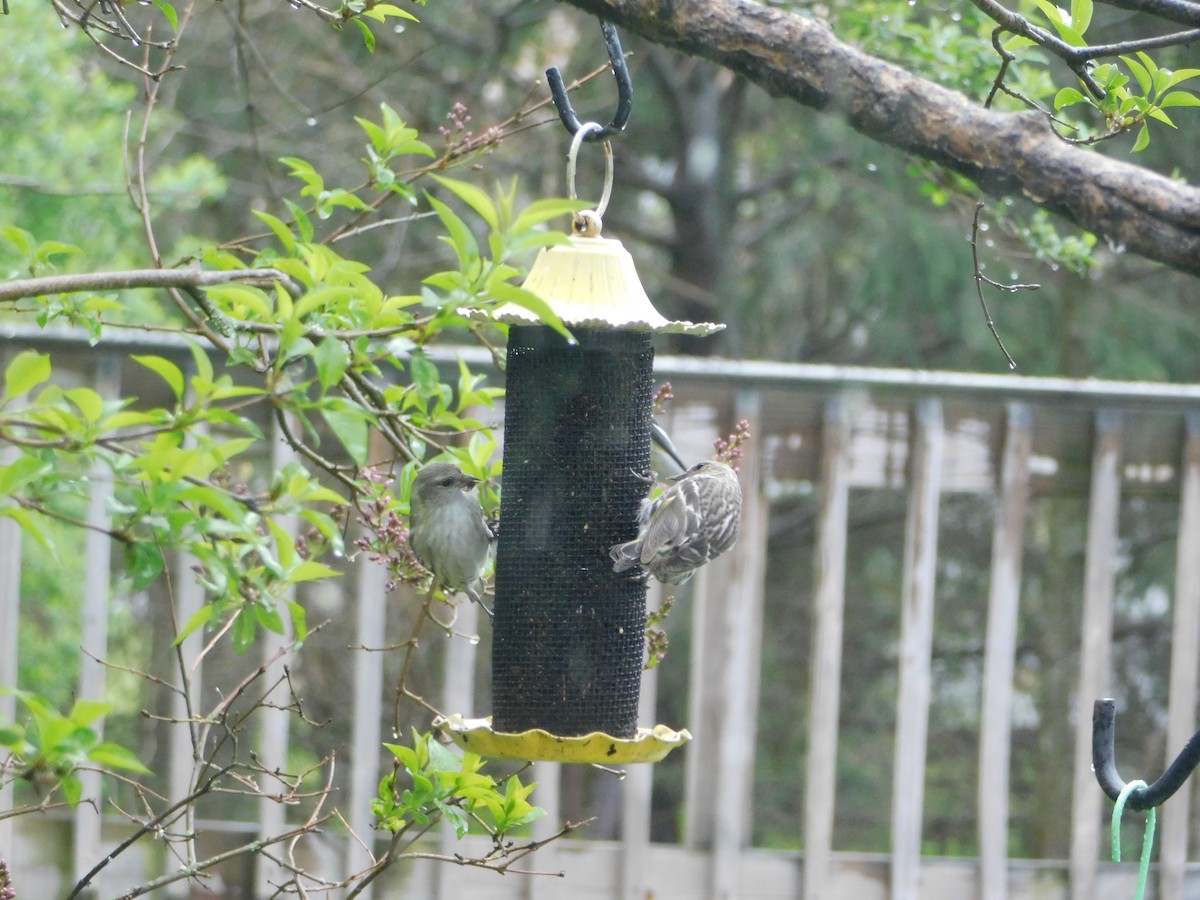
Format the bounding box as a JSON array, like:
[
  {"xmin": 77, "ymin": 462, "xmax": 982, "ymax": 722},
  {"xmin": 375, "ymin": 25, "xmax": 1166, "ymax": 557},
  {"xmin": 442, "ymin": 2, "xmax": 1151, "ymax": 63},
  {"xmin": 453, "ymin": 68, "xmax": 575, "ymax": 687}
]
[{"xmin": 609, "ymin": 460, "xmax": 742, "ymax": 586}]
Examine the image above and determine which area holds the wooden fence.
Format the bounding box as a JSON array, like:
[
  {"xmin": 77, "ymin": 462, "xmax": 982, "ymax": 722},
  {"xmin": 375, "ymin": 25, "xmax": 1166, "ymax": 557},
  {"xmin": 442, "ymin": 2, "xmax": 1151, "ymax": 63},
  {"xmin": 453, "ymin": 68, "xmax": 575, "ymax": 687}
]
[{"xmin": 5, "ymin": 326, "xmax": 1200, "ymax": 899}]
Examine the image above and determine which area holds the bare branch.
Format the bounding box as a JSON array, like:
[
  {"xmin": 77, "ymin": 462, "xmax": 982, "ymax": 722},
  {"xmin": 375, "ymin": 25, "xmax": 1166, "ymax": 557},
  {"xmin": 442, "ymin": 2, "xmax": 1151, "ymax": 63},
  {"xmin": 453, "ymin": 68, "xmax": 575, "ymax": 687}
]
[{"xmin": 0, "ymin": 268, "xmax": 292, "ymax": 304}]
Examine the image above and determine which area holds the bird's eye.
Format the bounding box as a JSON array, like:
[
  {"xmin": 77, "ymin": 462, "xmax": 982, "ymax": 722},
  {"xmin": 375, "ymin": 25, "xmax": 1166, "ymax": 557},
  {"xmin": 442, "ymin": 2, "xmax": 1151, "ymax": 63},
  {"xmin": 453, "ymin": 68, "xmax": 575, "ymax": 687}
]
[{"xmin": 439, "ymin": 477, "xmax": 455, "ymax": 487}]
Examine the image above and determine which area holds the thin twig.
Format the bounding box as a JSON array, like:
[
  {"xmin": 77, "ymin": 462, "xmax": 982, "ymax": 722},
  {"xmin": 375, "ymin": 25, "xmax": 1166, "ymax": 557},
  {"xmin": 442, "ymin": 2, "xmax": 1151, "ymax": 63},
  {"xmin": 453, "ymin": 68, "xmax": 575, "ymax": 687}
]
[{"xmin": 970, "ymin": 201, "xmax": 1036, "ymax": 370}]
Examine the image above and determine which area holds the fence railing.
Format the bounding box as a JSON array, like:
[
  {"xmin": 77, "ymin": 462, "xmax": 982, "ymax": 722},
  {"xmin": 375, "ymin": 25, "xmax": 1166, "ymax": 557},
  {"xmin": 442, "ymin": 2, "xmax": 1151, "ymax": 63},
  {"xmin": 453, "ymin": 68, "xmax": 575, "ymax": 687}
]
[{"xmin": 5, "ymin": 326, "xmax": 1200, "ymax": 899}]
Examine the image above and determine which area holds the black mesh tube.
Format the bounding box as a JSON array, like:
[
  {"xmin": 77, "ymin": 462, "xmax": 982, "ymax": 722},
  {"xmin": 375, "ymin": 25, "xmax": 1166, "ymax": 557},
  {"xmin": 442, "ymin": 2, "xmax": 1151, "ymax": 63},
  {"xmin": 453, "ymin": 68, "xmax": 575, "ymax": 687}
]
[{"xmin": 492, "ymin": 326, "xmax": 653, "ymax": 738}]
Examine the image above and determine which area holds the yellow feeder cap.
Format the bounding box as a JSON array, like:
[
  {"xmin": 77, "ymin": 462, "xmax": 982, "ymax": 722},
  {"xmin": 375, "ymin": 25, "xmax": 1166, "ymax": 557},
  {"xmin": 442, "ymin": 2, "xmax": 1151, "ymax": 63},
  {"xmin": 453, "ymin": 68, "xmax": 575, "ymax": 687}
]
[
  {"xmin": 433, "ymin": 714, "xmax": 691, "ymax": 764},
  {"xmin": 484, "ymin": 235, "xmax": 724, "ymax": 336}
]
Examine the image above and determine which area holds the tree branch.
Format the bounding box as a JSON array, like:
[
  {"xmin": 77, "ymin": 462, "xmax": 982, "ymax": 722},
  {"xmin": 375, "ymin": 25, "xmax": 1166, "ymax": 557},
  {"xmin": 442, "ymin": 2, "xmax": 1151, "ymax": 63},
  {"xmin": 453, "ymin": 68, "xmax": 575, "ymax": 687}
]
[
  {"xmin": 0, "ymin": 268, "xmax": 292, "ymax": 304},
  {"xmin": 1101, "ymin": 0, "xmax": 1200, "ymax": 27},
  {"xmin": 555, "ymin": 0, "xmax": 1200, "ymax": 278}
]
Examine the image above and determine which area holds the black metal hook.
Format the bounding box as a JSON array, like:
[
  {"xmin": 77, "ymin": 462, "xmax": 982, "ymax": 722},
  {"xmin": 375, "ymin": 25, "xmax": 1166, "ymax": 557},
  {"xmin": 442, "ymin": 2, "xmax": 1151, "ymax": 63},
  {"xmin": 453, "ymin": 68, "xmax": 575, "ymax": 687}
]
[
  {"xmin": 1093, "ymin": 698, "xmax": 1200, "ymax": 811},
  {"xmin": 545, "ymin": 20, "xmax": 633, "ymax": 141}
]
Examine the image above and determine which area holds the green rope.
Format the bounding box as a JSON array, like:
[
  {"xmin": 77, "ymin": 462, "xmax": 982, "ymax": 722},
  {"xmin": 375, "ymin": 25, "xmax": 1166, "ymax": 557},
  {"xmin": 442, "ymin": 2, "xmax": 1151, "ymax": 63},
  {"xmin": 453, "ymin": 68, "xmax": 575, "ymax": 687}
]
[{"xmin": 1111, "ymin": 779, "xmax": 1156, "ymax": 900}]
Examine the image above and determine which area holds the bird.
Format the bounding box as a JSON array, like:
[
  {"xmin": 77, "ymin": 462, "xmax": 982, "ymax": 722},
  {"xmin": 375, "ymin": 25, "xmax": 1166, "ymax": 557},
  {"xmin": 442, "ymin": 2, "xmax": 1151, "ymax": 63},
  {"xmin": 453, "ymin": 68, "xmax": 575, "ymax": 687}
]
[
  {"xmin": 408, "ymin": 462, "xmax": 495, "ymax": 617},
  {"xmin": 610, "ymin": 460, "xmax": 743, "ymax": 586}
]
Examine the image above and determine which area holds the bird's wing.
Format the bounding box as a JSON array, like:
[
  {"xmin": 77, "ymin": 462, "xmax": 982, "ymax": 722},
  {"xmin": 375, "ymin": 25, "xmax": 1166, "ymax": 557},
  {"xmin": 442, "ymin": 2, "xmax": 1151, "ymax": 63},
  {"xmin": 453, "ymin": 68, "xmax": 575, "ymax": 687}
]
[{"xmin": 638, "ymin": 489, "xmax": 692, "ymax": 563}]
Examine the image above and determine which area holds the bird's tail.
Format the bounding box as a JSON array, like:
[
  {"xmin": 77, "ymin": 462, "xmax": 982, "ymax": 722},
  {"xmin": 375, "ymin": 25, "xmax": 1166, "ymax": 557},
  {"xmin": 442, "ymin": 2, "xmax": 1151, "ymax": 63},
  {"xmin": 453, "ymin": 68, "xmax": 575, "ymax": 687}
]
[{"xmin": 609, "ymin": 540, "xmax": 641, "ymax": 573}]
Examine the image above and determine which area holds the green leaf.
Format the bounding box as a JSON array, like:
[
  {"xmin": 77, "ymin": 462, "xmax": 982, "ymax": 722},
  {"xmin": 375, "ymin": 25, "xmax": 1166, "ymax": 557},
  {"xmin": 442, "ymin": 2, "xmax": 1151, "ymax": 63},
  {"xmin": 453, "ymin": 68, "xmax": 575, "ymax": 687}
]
[
  {"xmin": 0, "ymin": 724, "xmax": 25, "ymax": 748},
  {"xmin": 0, "ymin": 455, "xmax": 51, "ymax": 494},
  {"xmin": 1070, "ymin": 0, "xmax": 1092, "ymax": 34},
  {"xmin": 231, "ymin": 609, "xmax": 257, "ymax": 654},
  {"xmin": 1034, "ymin": 0, "xmax": 1086, "ymax": 43},
  {"xmin": 1147, "ymin": 107, "xmax": 1176, "ymax": 127},
  {"xmin": 289, "ymin": 560, "xmax": 340, "ymax": 583},
  {"xmin": 68, "ymin": 699, "xmax": 112, "ymax": 728},
  {"xmin": 314, "ymin": 337, "xmax": 350, "ymax": 391},
  {"xmin": 60, "ymin": 774, "xmax": 83, "ymax": 807},
  {"xmin": 409, "ymin": 353, "xmax": 440, "ymax": 398},
  {"xmin": 283, "ymin": 200, "xmax": 315, "ymax": 243},
  {"xmin": 3, "ymin": 349, "xmax": 52, "ymax": 401},
  {"xmin": 1131, "ymin": 124, "xmax": 1150, "ymax": 152},
  {"xmin": 89, "ymin": 741, "xmax": 152, "ymax": 774},
  {"xmin": 321, "ymin": 402, "xmax": 371, "ymax": 465},
  {"xmin": 125, "ymin": 541, "xmax": 165, "ymax": 591},
  {"xmin": 33, "ymin": 240, "xmax": 82, "ymax": 267},
  {"xmin": 151, "ymin": 0, "xmax": 178, "ymax": 30},
  {"xmin": 280, "ymin": 156, "xmax": 325, "ymax": 196},
  {"xmin": 254, "ymin": 602, "xmax": 286, "ymax": 635},
  {"xmin": 361, "ymin": 2, "xmax": 419, "ymax": 22},
  {"xmin": 1121, "ymin": 55, "xmax": 1153, "ymax": 96},
  {"xmin": 427, "ymin": 195, "xmax": 478, "ymax": 269},
  {"xmin": 286, "ymin": 599, "xmax": 309, "ymax": 644},
  {"xmin": 174, "ymin": 603, "xmax": 214, "ymax": 645},
  {"xmin": 253, "ymin": 209, "xmax": 297, "ymax": 253},
  {"xmin": 0, "ymin": 226, "xmax": 34, "ymax": 258},
  {"xmin": 1163, "ymin": 68, "xmax": 1200, "ymax": 90},
  {"xmin": 1053, "ymin": 87, "xmax": 1088, "ymax": 110},
  {"xmin": 65, "ymin": 387, "xmax": 104, "ymax": 424},
  {"xmin": 132, "ymin": 355, "xmax": 185, "ymax": 401},
  {"xmin": 1159, "ymin": 91, "xmax": 1200, "ymax": 109},
  {"xmin": 512, "ymin": 197, "xmax": 588, "ymax": 234},
  {"xmin": 351, "ymin": 16, "xmax": 376, "ymax": 52},
  {"xmin": 489, "ymin": 282, "xmax": 575, "ymax": 345},
  {"xmin": 430, "ymin": 175, "xmax": 500, "ymax": 232}
]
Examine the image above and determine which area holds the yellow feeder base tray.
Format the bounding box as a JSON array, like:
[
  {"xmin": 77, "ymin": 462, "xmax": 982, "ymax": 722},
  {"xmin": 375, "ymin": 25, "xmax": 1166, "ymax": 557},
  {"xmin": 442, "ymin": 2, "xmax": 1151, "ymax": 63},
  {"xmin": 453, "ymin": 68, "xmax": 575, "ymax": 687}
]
[{"xmin": 433, "ymin": 714, "xmax": 691, "ymax": 764}]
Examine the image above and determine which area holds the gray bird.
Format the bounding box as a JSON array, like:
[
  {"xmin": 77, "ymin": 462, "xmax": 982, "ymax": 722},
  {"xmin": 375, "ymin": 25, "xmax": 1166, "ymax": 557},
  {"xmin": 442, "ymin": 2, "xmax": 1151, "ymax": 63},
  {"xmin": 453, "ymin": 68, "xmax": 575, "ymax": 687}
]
[
  {"xmin": 408, "ymin": 462, "xmax": 495, "ymax": 617},
  {"xmin": 610, "ymin": 460, "xmax": 743, "ymax": 586}
]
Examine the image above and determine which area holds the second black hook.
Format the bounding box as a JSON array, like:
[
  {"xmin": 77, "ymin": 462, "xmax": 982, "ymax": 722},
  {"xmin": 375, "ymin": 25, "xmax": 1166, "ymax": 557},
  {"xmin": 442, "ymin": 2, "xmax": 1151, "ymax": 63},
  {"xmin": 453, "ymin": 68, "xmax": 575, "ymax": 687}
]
[{"xmin": 546, "ymin": 20, "xmax": 633, "ymax": 141}]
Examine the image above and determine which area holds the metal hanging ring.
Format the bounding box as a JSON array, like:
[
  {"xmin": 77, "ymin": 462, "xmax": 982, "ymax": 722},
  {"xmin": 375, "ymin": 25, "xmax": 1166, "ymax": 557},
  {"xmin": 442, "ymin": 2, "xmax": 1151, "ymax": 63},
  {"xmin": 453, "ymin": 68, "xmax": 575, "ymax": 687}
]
[
  {"xmin": 566, "ymin": 121, "xmax": 613, "ymax": 237},
  {"xmin": 546, "ymin": 20, "xmax": 633, "ymax": 142}
]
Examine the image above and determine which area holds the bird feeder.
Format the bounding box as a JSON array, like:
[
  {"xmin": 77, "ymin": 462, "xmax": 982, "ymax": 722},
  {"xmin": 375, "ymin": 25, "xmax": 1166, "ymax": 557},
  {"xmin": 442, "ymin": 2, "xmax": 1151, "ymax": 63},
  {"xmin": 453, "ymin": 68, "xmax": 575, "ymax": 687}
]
[{"xmin": 435, "ymin": 111, "xmax": 722, "ymax": 764}]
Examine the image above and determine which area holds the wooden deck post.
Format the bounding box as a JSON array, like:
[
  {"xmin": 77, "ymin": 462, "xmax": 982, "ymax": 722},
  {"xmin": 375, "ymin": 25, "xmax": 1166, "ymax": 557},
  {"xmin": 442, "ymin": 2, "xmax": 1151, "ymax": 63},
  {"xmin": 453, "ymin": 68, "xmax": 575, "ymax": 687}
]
[
  {"xmin": 803, "ymin": 395, "xmax": 852, "ymax": 900},
  {"xmin": 346, "ymin": 543, "xmax": 391, "ymax": 900},
  {"xmin": 977, "ymin": 403, "xmax": 1033, "ymax": 900},
  {"xmin": 71, "ymin": 355, "xmax": 120, "ymax": 888},
  {"xmin": 254, "ymin": 420, "xmax": 298, "ymax": 897},
  {"xmin": 1159, "ymin": 413, "xmax": 1200, "ymax": 900},
  {"xmin": 709, "ymin": 389, "xmax": 769, "ymax": 900},
  {"xmin": 620, "ymin": 581, "xmax": 663, "ymax": 899},
  {"xmin": 890, "ymin": 397, "xmax": 943, "ymax": 900},
  {"xmin": 0, "ymin": 437, "xmax": 22, "ymax": 857},
  {"xmin": 1068, "ymin": 410, "xmax": 1122, "ymax": 900},
  {"xmin": 164, "ymin": 546, "xmax": 207, "ymax": 896},
  {"xmin": 522, "ymin": 761, "xmax": 562, "ymax": 900}
]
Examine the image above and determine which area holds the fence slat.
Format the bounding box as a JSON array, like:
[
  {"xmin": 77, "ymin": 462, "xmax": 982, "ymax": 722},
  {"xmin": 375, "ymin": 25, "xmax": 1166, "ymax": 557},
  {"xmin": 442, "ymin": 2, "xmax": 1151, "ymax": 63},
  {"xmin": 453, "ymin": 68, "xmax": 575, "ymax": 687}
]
[
  {"xmin": 803, "ymin": 395, "xmax": 852, "ymax": 900},
  {"xmin": 255, "ymin": 423, "xmax": 298, "ymax": 897},
  {"xmin": 523, "ymin": 761, "xmax": 562, "ymax": 900},
  {"xmin": 435, "ymin": 600, "xmax": 480, "ymax": 900},
  {"xmin": 163, "ymin": 402, "xmax": 208, "ymax": 898},
  {"xmin": 0, "ymin": 438, "xmax": 22, "ymax": 857},
  {"xmin": 1068, "ymin": 410, "xmax": 1123, "ymax": 900},
  {"xmin": 1159, "ymin": 413, "xmax": 1200, "ymax": 900},
  {"xmin": 621, "ymin": 581, "xmax": 663, "ymax": 899},
  {"xmin": 345, "ymin": 544, "xmax": 390, "ymax": 900},
  {"xmin": 890, "ymin": 397, "xmax": 944, "ymax": 900},
  {"xmin": 164, "ymin": 545, "xmax": 206, "ymax": 898},
  {"xmin": 71, "ymin": 355, "xmax": 120, "ymax": 888},
  {"xmin": 977, "ymin": 403, "xmax": 1033, "ymax": 900},
  {"xmin": 684, "ymin": 556, "xmax": 722, "ymax": 850},
  {"xmin": 708, "ymin": 389, "xmax": 769, "ymax": 900}
]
